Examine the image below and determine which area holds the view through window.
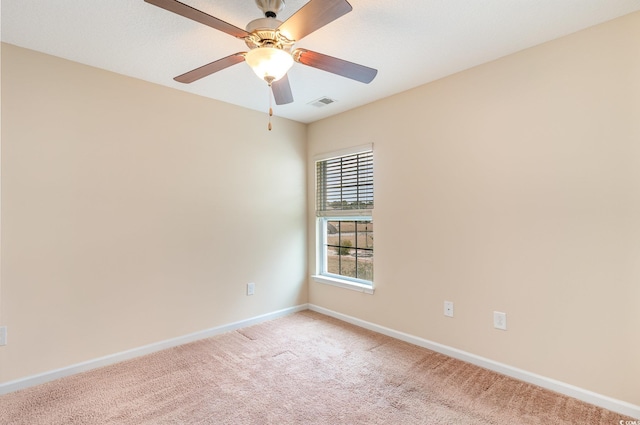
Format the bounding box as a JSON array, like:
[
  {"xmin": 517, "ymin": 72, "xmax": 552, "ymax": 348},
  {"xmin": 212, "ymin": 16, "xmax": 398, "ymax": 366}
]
[{"xmin": 325, "ymin": 219, "xmax": 373, "ymax": 282}]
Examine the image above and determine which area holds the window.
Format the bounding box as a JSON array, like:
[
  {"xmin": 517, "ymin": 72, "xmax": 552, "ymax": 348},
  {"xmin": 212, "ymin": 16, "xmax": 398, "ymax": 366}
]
[{"xmin": 314, "ymin": 146, "xmax": 373, "ymax": 292}]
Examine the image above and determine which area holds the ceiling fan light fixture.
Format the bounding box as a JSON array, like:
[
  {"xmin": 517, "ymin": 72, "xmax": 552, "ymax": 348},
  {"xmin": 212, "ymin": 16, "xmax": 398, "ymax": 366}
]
[{"xmin": 245, "ymin": 47, "xmax": 294, "ymax": 84}]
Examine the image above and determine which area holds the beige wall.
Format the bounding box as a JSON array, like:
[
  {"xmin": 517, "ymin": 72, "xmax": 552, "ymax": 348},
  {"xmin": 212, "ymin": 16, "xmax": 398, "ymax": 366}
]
[
  {"xmin": 308, "ymin": 12, "xmax": 640, "ymax": 406},
  {"xmin": 0, "ymin": 43, "xmax": 307, "ymax": 382}
]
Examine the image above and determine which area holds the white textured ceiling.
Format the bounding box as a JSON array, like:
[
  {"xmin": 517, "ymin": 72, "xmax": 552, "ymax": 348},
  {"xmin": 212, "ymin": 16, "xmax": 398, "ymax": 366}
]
[{"xmin": 3, "ymin": 0, "xmax": 640, "ymax": 123}]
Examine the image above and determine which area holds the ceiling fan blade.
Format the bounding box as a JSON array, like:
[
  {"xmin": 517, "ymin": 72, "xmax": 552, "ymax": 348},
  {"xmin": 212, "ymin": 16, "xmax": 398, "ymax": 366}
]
[
  {"xmin": 278, "ymin": 0, "xmax": 352, "ymax": 41},
  {"xmin": 144, "ymin": 0, "xmax": 250, "ymax": 39},
  {"xmin": 174, "ymin": 53, "xmax": 246, "ymax": 83},
  {"xmin": 293, "ymin": 49, "xmax": 377, "ymax": 84},
  {"xmin": 271, "ymin": 74, "xmax": 294, "ymax": 105}
]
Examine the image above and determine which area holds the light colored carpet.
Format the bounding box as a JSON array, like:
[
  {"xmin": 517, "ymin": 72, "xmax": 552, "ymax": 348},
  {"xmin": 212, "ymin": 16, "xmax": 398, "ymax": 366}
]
[{"xmin": 0, "ymin": 310, "xmax": 632, "ymax": 424}]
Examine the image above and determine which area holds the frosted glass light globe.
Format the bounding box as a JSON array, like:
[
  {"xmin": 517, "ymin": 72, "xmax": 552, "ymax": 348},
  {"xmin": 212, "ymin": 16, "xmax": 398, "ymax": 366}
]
[{"xmin": 245, "ymin": 47, "xmax": 294, "ymax": 83}]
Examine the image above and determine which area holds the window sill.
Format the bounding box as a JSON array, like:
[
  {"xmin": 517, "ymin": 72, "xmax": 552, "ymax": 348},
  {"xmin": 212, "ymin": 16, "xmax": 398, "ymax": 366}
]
[{"xmin": 311, "ymin": 275, "xmax": 375, "ymax": 295}]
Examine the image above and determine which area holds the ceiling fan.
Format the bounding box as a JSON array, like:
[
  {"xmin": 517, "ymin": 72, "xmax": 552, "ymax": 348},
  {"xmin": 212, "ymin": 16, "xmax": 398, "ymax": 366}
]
[{"xmin": 144, "ymin": 0, "xmax": 377, "ymax": 107}]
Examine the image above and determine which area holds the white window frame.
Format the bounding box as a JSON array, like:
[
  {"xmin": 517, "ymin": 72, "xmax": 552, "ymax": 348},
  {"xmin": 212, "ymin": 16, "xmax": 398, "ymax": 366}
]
[{"xmin": 312, "ymin": 144, "xmax": 374, "ymax": 294}]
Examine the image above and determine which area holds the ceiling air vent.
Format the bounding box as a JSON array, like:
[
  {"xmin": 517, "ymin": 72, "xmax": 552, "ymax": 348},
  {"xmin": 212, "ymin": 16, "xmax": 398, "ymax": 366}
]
[{"xmin": 308, "ymin": 97, "xmax": 337, "ymax": 108}]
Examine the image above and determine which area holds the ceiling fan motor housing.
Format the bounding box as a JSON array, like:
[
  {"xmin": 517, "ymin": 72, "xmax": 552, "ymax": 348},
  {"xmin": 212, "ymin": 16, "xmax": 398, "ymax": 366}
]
[{"xmin": 245, "ymin": 17, "xmax": 294, "ymax": 52}]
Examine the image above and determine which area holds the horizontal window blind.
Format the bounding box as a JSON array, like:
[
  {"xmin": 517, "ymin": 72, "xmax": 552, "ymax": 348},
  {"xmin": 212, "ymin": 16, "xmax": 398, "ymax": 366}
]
[{"xmin": 316, "ymin": 150, "xmax": 373, "ymax": 217}]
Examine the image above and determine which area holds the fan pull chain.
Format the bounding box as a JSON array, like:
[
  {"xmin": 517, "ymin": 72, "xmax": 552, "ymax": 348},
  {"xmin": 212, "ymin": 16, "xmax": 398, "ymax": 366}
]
[{"xmin": 267, "ymin": 84, "xmax": 273, "ymax": 131}]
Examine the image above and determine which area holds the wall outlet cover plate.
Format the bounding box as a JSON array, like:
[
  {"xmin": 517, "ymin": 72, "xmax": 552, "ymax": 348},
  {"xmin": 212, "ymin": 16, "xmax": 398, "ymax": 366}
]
[
  {"xmin": 444, "ymin": 301, "xmax": 454, "ymax": 318},
  {"xmin": 493, "ymin": 311, "xmax": 507, "ymax": 330}
]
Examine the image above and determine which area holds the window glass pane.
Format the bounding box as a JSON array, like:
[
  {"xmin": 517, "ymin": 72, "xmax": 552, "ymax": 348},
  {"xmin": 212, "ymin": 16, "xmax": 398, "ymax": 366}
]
[
  {"xmin": 356, "ymin": 221, "xmax": 373, "ymax": 251},
  {"xmin": 324, "ymin": 220, "xmax": 373, "ymax": 283},
  {"xmin": 355, "ymin": 249, "xmax": 373, "ymax": 281}
]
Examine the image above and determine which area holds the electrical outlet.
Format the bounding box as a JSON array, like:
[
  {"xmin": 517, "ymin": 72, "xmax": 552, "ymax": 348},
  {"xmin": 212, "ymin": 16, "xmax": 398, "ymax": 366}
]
[
  {"xmin": 0, "ymin": 326, "xmax": 7, "ymax": 346},
  {"xmin": 247, "ymin": 282, "xmax": 255, "ymax": 296},
  {"xmin": 444, "ymin": 301, "xmax": 454, "ymax": 318},
  {"xmin": 493, "ymin": 311, "xmax": 507, "ymax": 330}
]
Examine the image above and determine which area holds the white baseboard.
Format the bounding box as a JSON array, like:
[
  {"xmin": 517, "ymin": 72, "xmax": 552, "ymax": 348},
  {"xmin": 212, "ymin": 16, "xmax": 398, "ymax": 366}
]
[
  {"xmin": 308, "ymin": 304, "xmax": 640, "ymax": 420},
  {"xmin": 0, "ymin": 304, "xmax": 308, "ymax": 396}
]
